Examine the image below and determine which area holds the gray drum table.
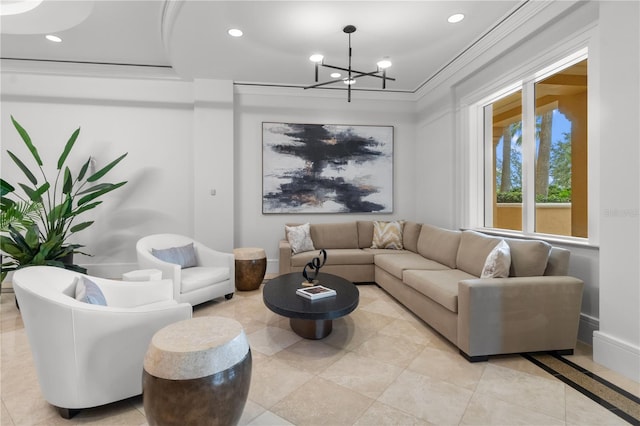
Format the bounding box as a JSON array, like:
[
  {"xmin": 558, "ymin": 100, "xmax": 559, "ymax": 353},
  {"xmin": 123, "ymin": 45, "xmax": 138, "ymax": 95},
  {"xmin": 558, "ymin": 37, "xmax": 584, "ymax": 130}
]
[{"xmin": 262, "ymin": 272, "xmax": 359, "ymax": 339}]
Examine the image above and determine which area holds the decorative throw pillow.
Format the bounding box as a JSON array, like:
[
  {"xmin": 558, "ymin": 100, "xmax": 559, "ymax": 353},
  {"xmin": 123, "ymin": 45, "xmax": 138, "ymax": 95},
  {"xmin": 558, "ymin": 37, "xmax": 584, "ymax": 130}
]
[
  {"xmin": 286, "ymin": 223, "xmax": 315, "ymax": 254},
  {"xmin": 481, "ymin": 240, "xmax": 511, "ymax": 278},
  {"xmin": 75, "ymin": 276, "xmax": 108, "ymax": 306},
  {"xmin": 152, "ymin": 243, "xmax": 198, "ymax": 268},
  {"xmin": 371, "ymin": 220, "xmax": 404, "ymax": 249}
]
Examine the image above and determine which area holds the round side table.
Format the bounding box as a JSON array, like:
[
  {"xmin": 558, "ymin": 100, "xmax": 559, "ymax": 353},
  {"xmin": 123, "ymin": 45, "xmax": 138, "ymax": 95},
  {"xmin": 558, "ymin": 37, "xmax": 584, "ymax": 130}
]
[
  {"xmin": 143, "ymin": 317, "xmax": 252, "ymax": 426},
  {"xmin": 233, "ymin": 247, "xmax": 266, "ymax": 291}
]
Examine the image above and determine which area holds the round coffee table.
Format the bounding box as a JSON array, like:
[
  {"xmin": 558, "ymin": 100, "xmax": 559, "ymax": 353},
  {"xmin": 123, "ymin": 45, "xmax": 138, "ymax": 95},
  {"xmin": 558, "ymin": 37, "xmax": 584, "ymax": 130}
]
[{"xmin": 263, "ymin": 272, "xmax": 359, "ymax": 339}]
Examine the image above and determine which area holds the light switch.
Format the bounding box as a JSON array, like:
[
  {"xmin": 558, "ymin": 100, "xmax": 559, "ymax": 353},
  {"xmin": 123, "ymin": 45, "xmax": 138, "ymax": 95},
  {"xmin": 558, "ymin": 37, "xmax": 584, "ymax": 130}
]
[{"xmin": 210, "ymin": 189, "xmax": 216, "ymax": 196}]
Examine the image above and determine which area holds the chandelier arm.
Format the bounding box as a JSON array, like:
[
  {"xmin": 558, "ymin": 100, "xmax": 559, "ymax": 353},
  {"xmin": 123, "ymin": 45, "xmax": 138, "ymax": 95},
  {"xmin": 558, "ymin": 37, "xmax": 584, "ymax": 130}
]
[
  {"xmin": 321, "ymin": 64, "xmax": 397, "ymax": 81},
  {"xmin": 320, "ymin": 63, "xmax": 361, "ymax": 73},
  {"xmin": 349, "ymin": 70, "xmax": 396, "ymax": 82},
  {"xmin": 304, "ymin": 78, "xmax": 346, "ymax": 89},
  {"xmin": 305, "ymin": 70, "xmax": 396, "ymax": 90}
]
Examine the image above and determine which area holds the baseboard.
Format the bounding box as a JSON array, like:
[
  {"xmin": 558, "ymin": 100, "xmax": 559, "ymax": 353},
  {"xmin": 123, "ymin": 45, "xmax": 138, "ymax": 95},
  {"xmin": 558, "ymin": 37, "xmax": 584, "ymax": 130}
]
[
  {"xmin": 578, "ymin": 313, "xmax": 599, "ymax": 346},
  {"xmin": 267, "ymin": 259, "xmax": 279, "ymax": 275},
  {"xmin": 593, "ymin": 331, "xmax": 640, "ymax": 383}
]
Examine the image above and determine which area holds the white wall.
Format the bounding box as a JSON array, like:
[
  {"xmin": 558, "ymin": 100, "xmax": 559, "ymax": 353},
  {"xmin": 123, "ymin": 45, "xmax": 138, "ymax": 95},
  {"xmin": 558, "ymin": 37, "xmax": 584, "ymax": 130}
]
[
  {"xmin": 415, "ymin": 103, "xmax": 456, "ymax": 228},
  {"xmin": 192, "ymin": 79, "xmax": 235, "ymax": 252},
  {"xmin": 0, "ymin": 73, "xmax": 235, "ymax": 278},
  {"xmin": 234, "ymin": 87, "xmax": 417, "ymax": 273},
  {"xmin": 593, "ymin": 0, "xmax": 640, "ymax": 382}
]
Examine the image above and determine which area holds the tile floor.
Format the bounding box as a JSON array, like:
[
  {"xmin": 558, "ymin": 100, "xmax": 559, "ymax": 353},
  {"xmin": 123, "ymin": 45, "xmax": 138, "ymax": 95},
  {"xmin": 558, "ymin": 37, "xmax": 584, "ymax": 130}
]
[{"xmin": 2, "ymin": 282, "xmax": 639, "ymax": 426}]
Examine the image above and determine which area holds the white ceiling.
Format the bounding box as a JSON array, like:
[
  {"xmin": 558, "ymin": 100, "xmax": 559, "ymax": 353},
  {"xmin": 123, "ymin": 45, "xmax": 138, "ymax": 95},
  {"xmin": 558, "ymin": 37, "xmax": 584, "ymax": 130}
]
[{"xmin": 0, "ymin": 0, "xmax": 524, "ymax": 93}]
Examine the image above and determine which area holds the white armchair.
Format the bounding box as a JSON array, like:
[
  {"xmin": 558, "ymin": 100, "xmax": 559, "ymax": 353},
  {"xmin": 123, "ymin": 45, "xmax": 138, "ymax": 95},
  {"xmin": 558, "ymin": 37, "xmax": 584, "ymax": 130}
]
[
  {"xmin": 136, "ymin": 234, "xmax": 235, "ymax": 306},
  {"xmin": 12, "ymin": 266, "xmax": 192, "ymax": 418}
]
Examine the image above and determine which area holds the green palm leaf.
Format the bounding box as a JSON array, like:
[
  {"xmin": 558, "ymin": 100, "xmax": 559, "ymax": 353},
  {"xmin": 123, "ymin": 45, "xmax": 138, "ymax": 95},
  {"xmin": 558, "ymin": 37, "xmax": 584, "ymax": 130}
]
[
  {"xmin": 78, "ymin": 158, "xmax": 91, "ymax": 181},
  {"xmin": 77, "ymin": 181, "xmax": 126, "ymax": 206},
  {"xmin": 11, "ymin": 116, "xmax": 42, "ymax": 166},
  {"xmin": 7, "ymin": 151, "xmax": 38, "ymax": 186},
  {"xmin": 70, "ymin": 221, "xmax": 94, "ymax": 233},
  {"xmin": 57, "ymin": 127, "xmax": 80, "ymax": 170},
  {"xmin": 1, "ymin": 179, "xmax": 15, "ymax": 196},
  {"xmin": 87, "ymin": 153, "xmax": 127, "ymax": 182}
]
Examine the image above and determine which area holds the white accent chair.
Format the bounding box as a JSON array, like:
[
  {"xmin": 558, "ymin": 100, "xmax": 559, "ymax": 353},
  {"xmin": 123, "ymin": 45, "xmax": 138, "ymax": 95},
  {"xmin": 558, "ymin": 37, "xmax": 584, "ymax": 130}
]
[
  {"xmin": 12, "ymin": 266, "xmax": 192, "ymax": 419},
  {"xmin": 136, "ymin": 234, "xmax": 235, "ymax": 306}
]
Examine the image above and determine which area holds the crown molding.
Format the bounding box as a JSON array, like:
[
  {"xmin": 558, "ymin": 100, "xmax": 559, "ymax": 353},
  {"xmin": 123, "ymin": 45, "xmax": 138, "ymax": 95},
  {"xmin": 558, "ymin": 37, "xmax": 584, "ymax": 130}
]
[
  {"xmin": 234, "ymin": 83, "xmax": 417, "ymax": 103},
  {"xmin": 0, "ymin": 58, "xmax": 181, "ymax": 81},
  {"xmin": 160, "ymin": 0, "xmax": 185, "ymax": 67},
  {"xmin": 415, "ymin": 0, "xmax": 584, "ymax": 102}
]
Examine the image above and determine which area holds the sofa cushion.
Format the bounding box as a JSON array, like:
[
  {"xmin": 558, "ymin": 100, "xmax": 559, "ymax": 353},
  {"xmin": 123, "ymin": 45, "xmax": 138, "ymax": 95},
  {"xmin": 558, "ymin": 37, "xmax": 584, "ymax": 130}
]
[
  {"xmin": 402, "ymin": 221, "xmax": 422, "ymax": 253},
  {"xmin": 311, "ymin": 222, "xmax": 359, "ymax": 249},
  {"xmin": 152, "ymin": 243, "xmax": 197, "ymax": 268},
  {"xmin": 374, "ymin": 252, "xmax": 449, "ymax": 279},
  {"xmin": 286, "ymin": 223, "xmax": 316, "ymax": 254},
  {"xmin": 544, "ymin": 247, "xmax": 570, "ymax": 276},
  {"xmin": 403, "ymin": 269, "xmax": 476, "ymax": 313},
  {"xmin": 364, "ymin": 248, "xmax": 412, "ymax": 256},
  {"xmin": 291, "ymin": 249, "xmax": 374, "ymax": 267},
  {"xmin": 416, "ymin": 224, "xmax": 461, "ymax": 269},
  {"xmin": 181, "ymin": 266, "xmax": 230, "ymax": 293},
  {"xmin": 456, "ymin": 231, "xmax": 501, "ymax": 277},
  {"xmin": 481, "ymin": 240, "xmax": 511, "ymax": 278},
  {"xmin": 371, "ymin": 220, "xmax": 404, "ymax": 249},
  {"xmin": 505, "ymin": 238, "xmax": 552, "ymax": 277},
  {"xmin": 357, "ymin": 221, "xmax": 374, "ymax": 249}
]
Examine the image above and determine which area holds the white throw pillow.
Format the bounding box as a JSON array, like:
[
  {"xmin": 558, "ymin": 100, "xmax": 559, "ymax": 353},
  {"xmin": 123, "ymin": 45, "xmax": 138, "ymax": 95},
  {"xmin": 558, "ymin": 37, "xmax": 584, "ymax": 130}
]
[
  {"xmin": 481, "ymin": 240, "xmax": 511, "ymax": 278},
  {"xmin": 286, "ymin": 223, "xmax": 316, "ymax": 254}
]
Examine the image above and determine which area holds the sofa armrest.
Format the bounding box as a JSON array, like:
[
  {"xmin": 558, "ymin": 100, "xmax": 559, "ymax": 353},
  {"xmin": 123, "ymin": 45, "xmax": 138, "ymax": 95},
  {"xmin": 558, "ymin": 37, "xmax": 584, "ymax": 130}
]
[
  {"xmin": 457, "ymin": 276, "xmax": 584, "ymax": 359},
  {"xmin": 279, "ymin": 239, "xmax": 292, "ymax": 275}
]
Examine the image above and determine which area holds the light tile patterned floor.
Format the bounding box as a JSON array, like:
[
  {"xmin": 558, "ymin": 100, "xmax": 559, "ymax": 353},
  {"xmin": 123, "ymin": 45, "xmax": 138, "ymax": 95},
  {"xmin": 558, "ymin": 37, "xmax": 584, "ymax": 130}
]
[{"xmin": 1, "ymin": 283, "xmax": 638, "ymax": 425}]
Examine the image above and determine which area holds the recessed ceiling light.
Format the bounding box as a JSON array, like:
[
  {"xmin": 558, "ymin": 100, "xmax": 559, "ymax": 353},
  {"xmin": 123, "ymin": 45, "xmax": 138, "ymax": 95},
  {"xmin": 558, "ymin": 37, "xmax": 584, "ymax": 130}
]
[
  {"xmin": 309, "ymin": 54, "xmax": 324, "ymax": 63},
  {"xmin": 0, "ymin": 0, "xmax": 43, "ymax": 16},
  {"xmin": 448, "ymin": 13, "xmax": 465, "ymax": 23},
  {"xmin": 45, "ymin": 34, "xmax": 62, "ymax": 43},
  {"xmin": 227, "ymin": 28, "xmax": 243, "ymax": 37},
  {"xmin": 330, "ymin": 72, "xmax": 341, "ymax": 78},
  {"xmin": 343, "ymin": 78, "xmax": 356, "ymax": 85}
]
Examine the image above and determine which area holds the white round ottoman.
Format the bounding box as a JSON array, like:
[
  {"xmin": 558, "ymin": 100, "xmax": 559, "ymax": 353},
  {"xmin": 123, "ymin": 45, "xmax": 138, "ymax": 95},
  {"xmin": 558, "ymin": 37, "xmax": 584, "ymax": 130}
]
[{"xmin": 143, "ymin": 317, "xmax": 252, "ymax": 426}]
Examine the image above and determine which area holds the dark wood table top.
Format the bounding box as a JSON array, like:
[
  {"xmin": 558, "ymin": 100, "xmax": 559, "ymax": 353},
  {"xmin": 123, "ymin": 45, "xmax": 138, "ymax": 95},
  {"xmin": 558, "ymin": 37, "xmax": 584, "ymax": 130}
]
[{"xmin": 263, "ymin": 272, "xmax": 359, "ymax": 320}]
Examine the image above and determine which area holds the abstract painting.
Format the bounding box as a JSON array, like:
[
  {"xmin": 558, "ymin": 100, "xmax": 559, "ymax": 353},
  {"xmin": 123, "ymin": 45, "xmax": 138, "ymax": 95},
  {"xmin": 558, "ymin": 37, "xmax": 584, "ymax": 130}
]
[{"xmin": 262, "ymin": 122, "xmax": 393, "ymax": 214}]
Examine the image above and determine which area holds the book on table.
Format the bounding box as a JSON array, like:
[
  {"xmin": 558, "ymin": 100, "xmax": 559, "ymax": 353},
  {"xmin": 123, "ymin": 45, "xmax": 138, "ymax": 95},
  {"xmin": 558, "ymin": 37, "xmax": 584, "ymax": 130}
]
[{"xmin": 296, "ymin": 285, "xmax": 337, "ymax": 300}]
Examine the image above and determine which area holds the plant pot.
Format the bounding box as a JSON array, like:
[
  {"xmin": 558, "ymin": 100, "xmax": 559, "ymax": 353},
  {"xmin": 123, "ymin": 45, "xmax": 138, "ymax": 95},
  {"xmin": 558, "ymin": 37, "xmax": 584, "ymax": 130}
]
[{"xmin": 61, "ymin": 252, "xmax": 74, "ymax": 266}]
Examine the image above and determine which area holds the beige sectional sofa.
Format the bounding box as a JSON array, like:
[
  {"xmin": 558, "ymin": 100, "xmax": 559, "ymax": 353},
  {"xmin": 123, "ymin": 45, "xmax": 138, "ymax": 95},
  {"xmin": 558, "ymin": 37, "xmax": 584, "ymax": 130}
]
[{"xmin": 279, "ymin": 221, "xmax": 584, "ymax": 361}]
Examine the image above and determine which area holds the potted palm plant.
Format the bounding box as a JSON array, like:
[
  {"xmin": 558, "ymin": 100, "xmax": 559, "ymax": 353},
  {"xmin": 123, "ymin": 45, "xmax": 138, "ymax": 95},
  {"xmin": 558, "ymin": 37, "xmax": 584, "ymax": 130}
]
[{"xmin": 1, "ymin": 116, "xmax": 128, "ymax": 282}]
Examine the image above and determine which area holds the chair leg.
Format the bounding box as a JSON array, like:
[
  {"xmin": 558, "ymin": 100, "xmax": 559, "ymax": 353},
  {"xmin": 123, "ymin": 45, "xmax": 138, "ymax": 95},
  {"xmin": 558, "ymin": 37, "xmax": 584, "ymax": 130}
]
[
  {"xmin": 57, "ymin": 407, "xmax": 81, "ymax": 419},
  {"xmin": 225, "ymin": 293, "xmax": 234, "ymax": 300}
]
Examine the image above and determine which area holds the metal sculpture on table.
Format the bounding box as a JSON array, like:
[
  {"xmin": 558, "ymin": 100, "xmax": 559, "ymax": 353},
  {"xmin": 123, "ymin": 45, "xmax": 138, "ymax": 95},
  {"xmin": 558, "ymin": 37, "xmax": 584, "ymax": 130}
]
[{"xmin": 302, "ymin": 249, "xmax": 327, "ymax": 286}]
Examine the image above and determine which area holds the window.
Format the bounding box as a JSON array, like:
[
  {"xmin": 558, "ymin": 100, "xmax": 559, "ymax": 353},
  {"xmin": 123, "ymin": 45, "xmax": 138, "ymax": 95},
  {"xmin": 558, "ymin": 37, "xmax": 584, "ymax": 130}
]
[{"xmin": 481, "ymin": 55, "xmax": 588, "ymax": 239}]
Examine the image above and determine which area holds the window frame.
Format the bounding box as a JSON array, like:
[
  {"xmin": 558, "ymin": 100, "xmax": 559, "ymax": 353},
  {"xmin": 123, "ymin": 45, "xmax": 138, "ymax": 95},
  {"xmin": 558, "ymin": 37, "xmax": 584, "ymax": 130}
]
[{"xmin": 462, "ymin": 46, "xmax": 597, "ymax": 247}]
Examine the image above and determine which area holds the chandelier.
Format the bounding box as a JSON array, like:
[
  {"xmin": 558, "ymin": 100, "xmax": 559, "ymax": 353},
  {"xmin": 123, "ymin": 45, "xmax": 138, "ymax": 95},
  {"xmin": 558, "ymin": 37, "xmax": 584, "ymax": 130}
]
[{"xmin": 304, "ymin": 25, "xmax": 395, "ymax": 102}]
